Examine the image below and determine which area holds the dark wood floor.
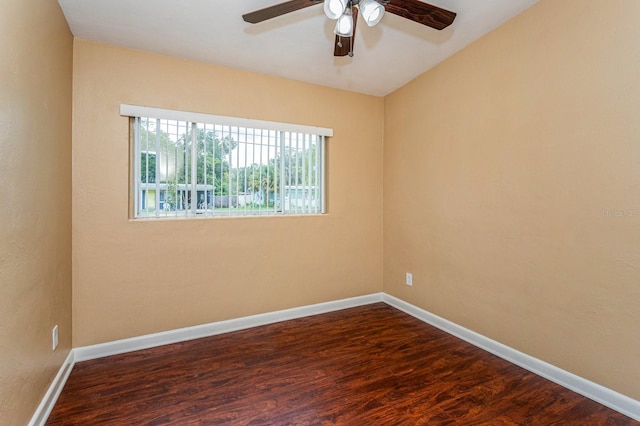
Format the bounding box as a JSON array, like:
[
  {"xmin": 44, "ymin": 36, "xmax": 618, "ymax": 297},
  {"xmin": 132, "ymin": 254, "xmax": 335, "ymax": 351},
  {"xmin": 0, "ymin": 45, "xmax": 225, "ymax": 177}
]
[{"xmin": 47, "ymin": 303, "xmax": 637, "ymax": 425}]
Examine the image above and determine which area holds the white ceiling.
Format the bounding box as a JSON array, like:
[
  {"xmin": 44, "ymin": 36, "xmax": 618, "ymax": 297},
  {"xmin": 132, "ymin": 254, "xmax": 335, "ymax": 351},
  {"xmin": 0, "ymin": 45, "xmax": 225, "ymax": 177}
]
[{"xmin": 58, "ymin": 0, "xmax": 538, "ymax": 96}]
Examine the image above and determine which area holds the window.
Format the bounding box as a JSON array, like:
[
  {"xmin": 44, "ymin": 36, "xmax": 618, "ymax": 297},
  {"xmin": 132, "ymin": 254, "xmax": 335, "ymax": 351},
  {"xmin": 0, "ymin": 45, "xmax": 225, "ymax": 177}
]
[{"xmin": 123, "ymin": 105, "xmax": 332, "ymax": 219}]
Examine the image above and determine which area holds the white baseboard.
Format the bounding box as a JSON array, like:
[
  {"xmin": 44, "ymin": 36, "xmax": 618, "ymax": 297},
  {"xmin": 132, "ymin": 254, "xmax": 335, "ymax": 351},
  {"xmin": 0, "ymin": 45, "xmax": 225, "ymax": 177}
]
[
  {"xmin": 28, "ymin": 350, "xmax": 75, "ymax": 426},
  {"xmin": 382, "ymin": 293, "xmax": 640, "ymax": 421},
  {"xmin": 74, "ymin": 293, "xmax": 384, "ymax": 362}
]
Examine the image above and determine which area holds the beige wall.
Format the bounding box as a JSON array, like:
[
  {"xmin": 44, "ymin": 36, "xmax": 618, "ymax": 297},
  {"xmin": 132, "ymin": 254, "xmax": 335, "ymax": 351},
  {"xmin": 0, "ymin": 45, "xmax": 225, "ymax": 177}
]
[
  {"xmin": 72, "ymin": 40, "xmax": 384, "ymax": 346},
  {"xmin": 384, "ymin": 0, "xmax": 640, "ymax": 400},
  {"xmin": 0, "ymin": 0, "xmax": 73, "ymax": 424}
]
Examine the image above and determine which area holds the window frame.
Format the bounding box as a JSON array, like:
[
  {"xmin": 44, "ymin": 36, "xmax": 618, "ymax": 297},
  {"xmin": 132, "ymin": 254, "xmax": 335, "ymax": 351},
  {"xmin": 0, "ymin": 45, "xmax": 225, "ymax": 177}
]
[{"xmin": 122, "ymin": 105, "xmax": 332, "ymax": 220}]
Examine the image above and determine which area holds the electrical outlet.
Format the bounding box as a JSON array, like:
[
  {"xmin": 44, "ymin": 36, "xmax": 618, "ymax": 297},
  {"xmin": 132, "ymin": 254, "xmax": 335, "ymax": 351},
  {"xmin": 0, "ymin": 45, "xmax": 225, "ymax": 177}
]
[
  {"xmin": 406, "ymin": 272, "xmax": 413, "ymax": 286},
  {"xmin": 52, "ymin": 325, "xmax": 58, "ymax": 351}
]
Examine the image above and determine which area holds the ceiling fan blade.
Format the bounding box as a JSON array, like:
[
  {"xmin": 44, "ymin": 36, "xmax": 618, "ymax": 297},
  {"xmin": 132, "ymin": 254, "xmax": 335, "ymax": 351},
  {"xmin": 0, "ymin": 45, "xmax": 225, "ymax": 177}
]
[
  {"xmin": 243, "ymin": 0, "xmax": 322, "ymax": 24},
  {"xmin": 334, "ymin": 6, "xmax": 358, "ymax": 57},
  {"xmin": 333, "ymin": 35, "xmax": 353, "ymax": 57},
  {"xmin": 385, "ymin": 0, "xmax": 456, "ymax": 30}
]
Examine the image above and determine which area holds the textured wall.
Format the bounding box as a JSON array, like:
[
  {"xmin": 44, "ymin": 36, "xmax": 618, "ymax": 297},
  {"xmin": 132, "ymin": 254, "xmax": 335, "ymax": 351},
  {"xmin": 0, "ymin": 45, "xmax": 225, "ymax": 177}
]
[
  {"xmin": 384, "ymin": 0, "xmax": 640, "ymax": 400},
  {"xmin": 72, "ymin": 40, "xmax": 384, "ymax": 346},
  {"xmin": 0, "ymin": 0, "xmax": 73, "ymax": 424}
]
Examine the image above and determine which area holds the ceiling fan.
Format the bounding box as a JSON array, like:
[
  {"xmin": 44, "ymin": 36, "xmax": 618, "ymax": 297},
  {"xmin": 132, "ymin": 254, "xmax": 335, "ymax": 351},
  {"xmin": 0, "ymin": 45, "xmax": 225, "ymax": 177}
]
[{"xmin": 242, "ymin": 0, "xmax": 456, "ymax": 57}]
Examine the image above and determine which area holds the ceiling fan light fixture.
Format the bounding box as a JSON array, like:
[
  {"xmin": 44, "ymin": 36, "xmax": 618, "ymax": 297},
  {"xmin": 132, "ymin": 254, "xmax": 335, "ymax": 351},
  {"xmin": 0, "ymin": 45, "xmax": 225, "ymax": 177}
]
[
  {"xmin": 334, "ymin": 8, "xmax": 353, "ymax": 37},
  {"xmin": 324, "ymin": 0, "xmax": 348, "ymax": 20},
  {"xmin": 359, "ymin": 0, "xmax": 385, "ymax": 27}
]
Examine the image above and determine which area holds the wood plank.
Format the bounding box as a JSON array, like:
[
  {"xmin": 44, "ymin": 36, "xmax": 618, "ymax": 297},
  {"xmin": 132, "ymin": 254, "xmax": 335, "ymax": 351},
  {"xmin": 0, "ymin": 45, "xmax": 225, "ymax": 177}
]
[{"xmin": 47, "ymin": 304, "xmax": 637, "ymax": 425}]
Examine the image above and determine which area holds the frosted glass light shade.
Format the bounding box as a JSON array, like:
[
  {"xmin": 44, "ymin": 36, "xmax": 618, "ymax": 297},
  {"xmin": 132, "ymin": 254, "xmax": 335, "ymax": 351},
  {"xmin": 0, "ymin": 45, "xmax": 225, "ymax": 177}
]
[
  {"xmin": 324, "ymin": 0, "xmax": 348, "ymax": 20},
  {"xmin": 334, "ymin": 9, "xmax": 353, "ymax": 36},
  {"xmin": 360, "ymin": 0, "xmax": 384, "ymax": 26}
]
